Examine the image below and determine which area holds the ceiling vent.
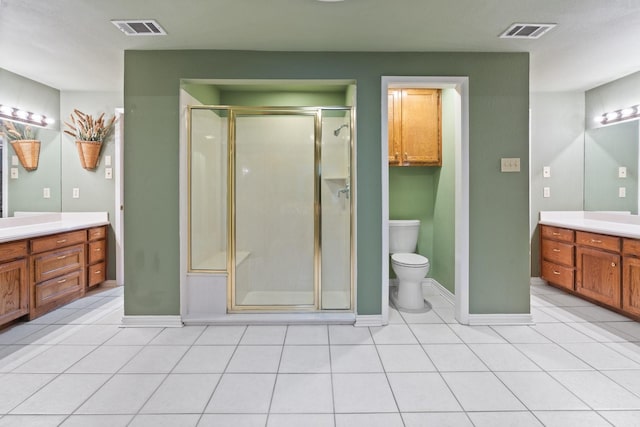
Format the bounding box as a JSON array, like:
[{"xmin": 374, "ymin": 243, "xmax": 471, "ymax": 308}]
[
  {"xmin": 499, "ymin": 23, "xmax": 556, "ymax": 39},
  {"xmin": 111, "ymin": 19, "xmax": 167, "ymax": 36}
]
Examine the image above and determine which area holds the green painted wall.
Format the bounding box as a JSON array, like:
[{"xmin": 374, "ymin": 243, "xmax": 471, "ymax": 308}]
[{"xmin": 123, "ymin": 50, "xmax": 529, "ymax": 316}]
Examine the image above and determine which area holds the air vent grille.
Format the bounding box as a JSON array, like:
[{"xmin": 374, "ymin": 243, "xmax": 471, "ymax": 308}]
[
  {"xmin": 111, "ymin": 19, "xmax": 167, "ymax": 36},
  {"xmin": 500, "ymin": 23, "xmax": 556, "ymax": 39}
]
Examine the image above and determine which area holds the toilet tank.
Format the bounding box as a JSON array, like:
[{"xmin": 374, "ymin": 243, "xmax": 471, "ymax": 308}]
[{"xmin": 389, "ymin": 220, "xmax": 420, "ymax": 253}]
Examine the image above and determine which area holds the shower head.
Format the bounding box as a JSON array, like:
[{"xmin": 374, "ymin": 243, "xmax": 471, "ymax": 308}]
[{"xmin": 333, "ymin": 124, "xmax": 349, "ymax": 136}]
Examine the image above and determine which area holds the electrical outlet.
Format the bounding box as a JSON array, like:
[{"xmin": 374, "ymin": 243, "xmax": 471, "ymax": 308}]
[
  {"xmin": 619, "ymin": 166, "xmax": 627, "ymax": 178},
  {"xmin": 72, "ymin": 188, "xmax": 80, "ymax": 198},
  {"xmin": 43, "ymin": 188, "xmax": 50, "ymax": 199},
  {"xmin": 543, "ymin": 187, "xmax": 551, "ymax": 198},
  {"xmin": 105, "ymin": 167, "xmax": 113, "ymax": 179},
  {"xmin": 619, "ymin": 187, "xmax": 626, "ymax": 198},
  {"xmin": 543, "ymin": 166, "xmax": 551, "ymax": 178},
  {"xmin": 501, "ymin": 157, "xmax": 521, "ymax": 172},
  {"xmin": 10, "ymin": 168, "xmax": 18, "ymax": 179}
]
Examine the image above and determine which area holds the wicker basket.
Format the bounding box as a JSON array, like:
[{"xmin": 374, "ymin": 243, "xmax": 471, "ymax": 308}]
[
  {"xmin": 75, "ymin": 140, "xmax": 102, "ymax": 170},
  {"xmin": 10, "ymin": 139, "xmax": 40, "ymax": 171}
]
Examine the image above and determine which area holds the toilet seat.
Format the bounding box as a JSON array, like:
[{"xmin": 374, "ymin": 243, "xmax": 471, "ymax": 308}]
[{"xmin": 391, "ymin": 253, "xmax": 429, "ymax": 268}]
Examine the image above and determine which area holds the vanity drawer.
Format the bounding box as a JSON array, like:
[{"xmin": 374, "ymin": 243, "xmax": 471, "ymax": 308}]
[
  {"xmin": 34, "ymin": 270, "xmax": 83, "ymax": 309},
  {"xmin": 541, "ymin": 226, "xmax": 574, "ymax": 243},
  {"xmin": 32, "ymin": 244, "xmax": 84, "ymax": 283},
  {"xmin": 541, "ymin": 239, "xmax": 574, "ymax": 267},
  {"xmin": 88, "ymin": 240, "xmax": 106, "ymax": 264},
  {"xmin": 87, "ymin": 262, "xmax": 106, "ymax": 287},
  {"xmin": 0, "ymin": 240, "xmax": 27, "ymax": 262},
  {"xmin": 576, "ymin": 231, "xmax": 620, "ymax": 252},
  {"xmin": 31, "ymin": 230, "xmax": 86, "ymax": 254},
  {"xmin": 88, "ymin": 226, "xmax": 106, "ymax": 242},
  {"xmin": 542, "ymin": 260, "xmax": 574, "ymax": 291},
  {"xmin": 623, "ymin": 238, "xmax": 640, "ymax": 258}
]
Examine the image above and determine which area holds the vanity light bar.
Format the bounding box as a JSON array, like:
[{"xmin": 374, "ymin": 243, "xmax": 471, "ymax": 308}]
[
  {"xmin": 597, "ymin": 105, "xmax": 640, "ymax": 125},
  {"xmin": 0, "ymin": 104, "xmax": 55, "ymax": 127}
]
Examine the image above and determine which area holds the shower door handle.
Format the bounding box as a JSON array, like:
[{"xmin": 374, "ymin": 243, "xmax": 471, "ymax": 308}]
[{"xmin": 337, "ymin": 183, "xmax": 350, "ymax": 199}]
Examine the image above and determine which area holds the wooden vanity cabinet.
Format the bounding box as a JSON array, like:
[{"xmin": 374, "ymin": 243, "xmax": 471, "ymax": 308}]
[
  {"xmin": 87, "ymin": 226, "xmax": 107, "ymax": 288},
  {"xmin": 388, "ymin": 88, "xmax": 442, "ymax": 166},
  {"xmin": 622, "ymin": 239, "xmax": 640, "ymax": 317},
  {"xmin": 0, "ymin": 241, "xmax": 29, "ymax": 325},
  {"xmin": 29, "ymin": 231, "xmax": 86, "ymax": 319},
  {"xmin": 540, "ymin": 226, "xmax": 575, "ymax": 291}
]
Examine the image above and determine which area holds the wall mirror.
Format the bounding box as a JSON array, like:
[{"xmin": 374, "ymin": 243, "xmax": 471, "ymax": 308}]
[
  {"xmin": 1, "ymin": 119, "xmax": 62, "ymax": 217},
  {"xmin": 584, "ymin": 120, "xmax": 639, "ymax": 214}
]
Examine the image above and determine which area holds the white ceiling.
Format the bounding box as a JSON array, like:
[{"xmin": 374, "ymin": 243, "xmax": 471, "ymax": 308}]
[{"xmin": 1, "ymin": 0, "xmax": 639, "ymax": 93}]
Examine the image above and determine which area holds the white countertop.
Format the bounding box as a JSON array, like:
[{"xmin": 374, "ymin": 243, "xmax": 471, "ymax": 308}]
[
  {"xmin": 0, "ymin": 212, "xmax": 109, "ymax": 243},
  {"xmin": 539, "ymin": 211, "xmax": 640, "ymax": 239}
]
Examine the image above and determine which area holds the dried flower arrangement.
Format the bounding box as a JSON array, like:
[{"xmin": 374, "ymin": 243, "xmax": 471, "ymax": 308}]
[
  {"xmin": 0, "ymin": 120, "xmax": 40, "ymax": 171},
  {"xmin": 64, "ymin": 109, "xmax": 116, "ymax": 170},
  {"xmin": 1, "ymin": 120, "xmax": 37, "ymax": 141}
]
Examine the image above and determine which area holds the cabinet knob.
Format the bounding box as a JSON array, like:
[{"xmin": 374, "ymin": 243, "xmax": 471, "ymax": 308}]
[
  {"xmin": 56, "ymin": 239, "xmax": 67, "ymax": 244},
  {"xmin": 57, "ymin": 255, "xmax": 66, "ymax": 260},
  {"xmin": 552, "ymin": 270, "xmax": 561, "ymax": 275},
  {"xmin": 395, "ymin": 152, "xmax": 399, "ymax": 160},
  {"xmin": 591, "ymin": 239, "xmax": 602, "ymax": 244},
  {"xmin": 611, "ymin": 262, "xmax": 616, "ymax": 267},
  {"xmin": 552, "ymin": 248, "xmax": 560, "ymax": 252},
  {"xmin": 57, "ymin": 279, "xmax": 66, "ymax": 284},
  {"xmin": 552, "ymin": 232, "xmax": 560, "ymax": 236},
  {"xmin": 404, "ymin": 152, "xmax": 408, "ymax": 161}
]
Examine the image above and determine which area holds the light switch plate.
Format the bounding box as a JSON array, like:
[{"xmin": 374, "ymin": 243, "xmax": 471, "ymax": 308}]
[
  {"xmin": 10, "ymin": 167, "xmax": 18, "ymax": 179},
  {"xmin": 543, "ymin": 187, "xmax": 551, "ymax": 198},
  {"xmin": 543, "ymin": 166, "xmax": 551, "ymax": 178},
  {"xmin": 105, "ymin": 155, "xmax": 112, "ymax": 166},
  {"xmin": 11, "ymin": 155, "xmax": 19, "ymax": 166},
  {"xmin": 619, "ymin": 187, "xmax": 627, "ymax": 198},
  {"xmin": 72, "ymin": 188, "xmax": 80, "ymax": 198},
  {"xmin": 619, "ymin": 166, "xmax": 627, "ymax": 178},
  {"xmin": 43, "ymin": 188, "xmax": 50, "ymax": 199},
  {"xmin": 501, "ymin": 157, "xmax": 521, "ymax": 172}
]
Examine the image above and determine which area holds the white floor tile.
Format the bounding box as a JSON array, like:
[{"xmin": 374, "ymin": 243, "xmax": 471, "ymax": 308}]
[
  {"xmin": 141, "ymin": 373, "xmax": 220, "ymax": 414},
  {"xmin": 128, "ymin": 414, "xmax": 200, "ymax": 427},
  {"xmin": 448, "ymin": 325, "xmax": 507, "ymax": 344},
  {"xmin": 532, "ymin": 410, "xmax": 612, "ymax": 427},
  {"xmin": 409, "ymin": 324, "xmax": 462, "ymax": 344},
  {"xmin": 119, "ymin": 345, "xmax": 189, "ymax": 373},
  {"xmin": 550, "ymin": 371, "xmax": 640, "ymax": 410},
  {"xmin": 279, "ymin": 345, "xmax": 331, "ymax": 373},
  {"xmin": 14, "ymin": 325, "xmax": 80, "ymax": 346},
  {"xmin": 59, "ymin": 415, "xmax": 133, "ymax": 427},
  {"xmin": 103, "ymin": 328, "xmax": 162, "ymax": 346},
  {"xmin": 198, "ymin": 414, "xmax": 267, "ymax": 427},
  {"xmin": 268, "ymin": 414, "xmax": 334, "ymax": 427},
  {"xmin": 66, "ymin": 345, "xmax": 141, "ymax": 373},
  {"xmin": 567, "ymin": 321, "xmax": 637, "ymax": 342},
  {"xmin": 205, "ymin": 373, "xmax": 275, "ymax": 413},
  {"xmin": 467, "ymin": 411, "xmax": 543, "ymax": 427},
  {"xmin": 12, "ymin": 345, "xmax": 96, "ymax": 373},
  {"xmin": 172, "ymin": 345, "xmax": 235, "ymax": 373},
  {"xmin": 608, "ymin": 321, "xmax": 640, "ymax": 340},
  {"xmin": 490, "ymin": 325, "xmax": 552, "ymax": 344},
  {"xmin": 0, "ymin": 415, "xmax": 67, "ymax": 426},
  {"xmin": 240, "ymin": 325, "xmax": 286, "ymax": 345},
  {"xmin": 332, "ymin": 373, "xmax": 398, "ymax": 413},
  {"xmin": 12, "ymin": 374, "xmax": 110, "ymax": 414},
  {"xmin": 402, "ymin": 412, "xmax": 473, "ymax": 427},
  {"xmin": 0, "ymin": 324, "xmax": 47, "ymax": 345},
  {"xmin": 387, "ymin": 372, "xmax": 462, "ymax": 412},
  {"xmin": 226, "ymin": 345, "xmax": 282, "ymax": 373},
  {"xmin": 537, "ymin": 306, "xmax": 591, "ymax": 323},
  {"xmin": 561, "ymin": 342, "xmax": 640, "ymax": 370},
  {"xmin": 0, "ymin": 345, "xmax": 50, "ymax": 373},
  {"xmin": 336, "ymin": 413, "xmax": 405, "ymax": 427},
  {"xmin": 387, "ymin": 306, "xmax": 406, "ymax": 324},
  {"xmin": 514, "ymin": 343, "xmax": 592, "ymax": 371},
  {"xmin": 601, "ymin": 370, "xmax": 640, "ymax": 396},
  {"xmin": 148, "ymin": 326, "xmax": 205, "ymax": 345},
  {"xmin": 571, "ymin": 305, "xmax": 633, "ymax": 322},
  {"xmin": 432, "ymin": 306, "xmax": 458, "ymax": 323},
  {"xmin": 195, "ymin": 325, "xmax": 246, "ymax": 345},
  {"xmin": 370, "ymin": 324, "xmax": 418, "ymax": 344},
  {"xmin": 604, "ymin": 342, "xmax": 640, "ymax": 364},
  {"xmin": 468, "ymin": 343, "xmax": 541, "ymax": 371},
  {"xmin": 531, "ymin": 307, "xmax": 563, "ymax": 323},
  {"xmin": 533, "ymin": 323, "xmax": 596, "ymax": 343},
  {"xmin": 598, "ymin": 410, "xmax": 640, "ymax": 427},
  {"xmin": 58, "ymin": 325, "xmax": 120, "ymax": 345},
  {"xmin": 442, "ymin": 372, "xmax": 525, "ymax": 411},
  {"xmin": 399, "ymin": 309, "xmax": 444, "ymax": 324},
  {"xmin": 328, "ymin": 325, "xmax": 373, "ymax": 345},
  {"xmin": 496, "ymin": 371, "xmax": 589, "ymax": 410},
  {"xmin": 422, "ymin": 344, "xmax": 488, "ymax": 371},
  {"xmin": 0, "ymin": 373, "xmax": 56, "ymax": 414},
  {"xmin": 330, "ymin": 345, "xmax": 383, "ymax": 373},
  {"xmin": 285, "ymin": 325, "xmax": 328, "ymax": 345},
  {"xmin": 270, "ymin": 374, "xmax": 333, "ymax": 413},
  {"xmin": 376, "ymin": 344, "xmax": 436, "ymax": 372},
  {"xmin": 76, "ymin": 373, "xmax": 165, "ymax": 414}
]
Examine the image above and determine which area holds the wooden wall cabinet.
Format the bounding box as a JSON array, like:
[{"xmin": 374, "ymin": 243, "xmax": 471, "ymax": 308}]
[
  {"xmin": 87, "ymin": 226, "xmax": 107, "ymax": 288},
  {"xmin": 388, "ymin": 88, "xmax": 442, "ymax": 166},
  {"xmin": 623, "ymin": 239, "xmax": 640, "ymax": 317},
  {"xmin": 0, "ymin": 241, "xmax": 29, "ymax": 325},
  {"xmin": 540, "ymin": 226, "xmax": 575, "ymax": 291},
  {"xmin": 575, "ymin": 231, "xmax": 621, "ymax": 308}
]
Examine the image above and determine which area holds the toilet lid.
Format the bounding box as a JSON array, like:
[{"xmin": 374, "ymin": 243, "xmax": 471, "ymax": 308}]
[{"xmin": 391, "ymin": 253, "xmax": 429, "ymax": 267}]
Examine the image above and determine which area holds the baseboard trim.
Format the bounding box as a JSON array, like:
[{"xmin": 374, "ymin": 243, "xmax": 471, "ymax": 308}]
[
  {"xmin": 121, "ymin": 315, "xmax": 183, "ymax": 328},
  {"xmin": 467, "ymin": 313, "xmax": 534, "ymax": 326},
  {"xmin": 426, "ymin": 278, "xmax": 455, "ymax": 305},
  {"xmin": 355, "ymin": 314, "xmax": 383, "ymax": 327}
]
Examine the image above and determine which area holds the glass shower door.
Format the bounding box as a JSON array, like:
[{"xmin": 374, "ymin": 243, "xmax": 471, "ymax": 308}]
[{"xmin": 233, "ymin": 113, "xmax": 317, "ymax": 308}]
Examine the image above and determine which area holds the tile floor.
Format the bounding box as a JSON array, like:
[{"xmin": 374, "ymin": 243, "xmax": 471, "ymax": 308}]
[{"xmin": 0, "ymin": 282, "xmax": 639, "ymax": 426}]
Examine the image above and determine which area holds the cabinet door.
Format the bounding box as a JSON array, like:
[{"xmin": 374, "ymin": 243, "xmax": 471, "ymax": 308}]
[
  {"xmin": 388, "ymin": 90, "xmax": 401, "ymax": 165},
  {"xmin": 400, "ymin": 88, "xmax": 441, "ymax": 165},
  {"xmin": 576, "ymin": 246, "xmax": 621, "ymax": 307},
  {"xmin": 623, "ymin": 256, "xmax": 640, "ymax": 317},
  {"xmin": 0, "ymin": 259, "xmax": 28, "ymax": 324}
]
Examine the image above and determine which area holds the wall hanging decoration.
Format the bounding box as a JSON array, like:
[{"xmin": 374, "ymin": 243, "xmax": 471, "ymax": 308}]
[
  {"xmin": 1, "ymin": 120, "xmax": 41, "ymax": 171},
  {"xmin": 64, "ymin": 109, "xmax": 116, "ymax": 170}
]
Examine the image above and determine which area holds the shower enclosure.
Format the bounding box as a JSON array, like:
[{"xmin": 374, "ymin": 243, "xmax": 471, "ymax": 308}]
[{"xmin": 188, "ymin": 106, "xmax": 353, "ymax": 312}]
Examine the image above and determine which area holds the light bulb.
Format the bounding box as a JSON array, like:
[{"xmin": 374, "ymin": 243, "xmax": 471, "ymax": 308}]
[
  {"xmin": 15, "ymin": 109, "xmax": 29, "ymax": 119},
  {"xmin": 620, "ymin": 108, "xmax": 635, "ymax": 118},
  {"xmin": 605, "ymin": 112, "xmax": 619, "ymax": 121}
]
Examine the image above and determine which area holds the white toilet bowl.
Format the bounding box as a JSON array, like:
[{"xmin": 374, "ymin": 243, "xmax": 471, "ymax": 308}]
[{"xmin": 391, "ymin": 253, "xmax": 430, "ymax": 310}]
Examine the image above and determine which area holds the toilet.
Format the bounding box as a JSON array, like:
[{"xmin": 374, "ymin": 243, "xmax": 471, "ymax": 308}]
[{"xmin": 389, "ymin": 219, "xmax": 430, "ymax": 311}]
